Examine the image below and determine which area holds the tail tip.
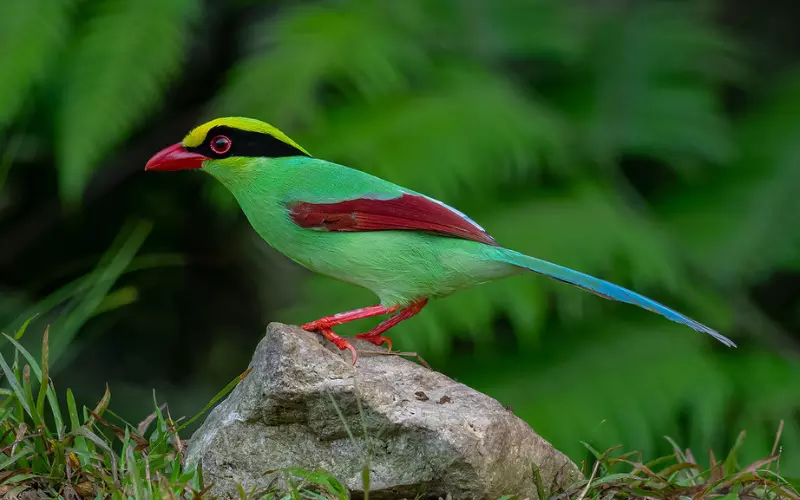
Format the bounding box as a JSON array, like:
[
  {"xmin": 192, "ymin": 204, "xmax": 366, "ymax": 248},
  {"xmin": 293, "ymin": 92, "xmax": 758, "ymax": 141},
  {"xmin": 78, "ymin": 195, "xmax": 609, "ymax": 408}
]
[{"xmin": 704, "ymin": 327, "xmax": 737, "ymax": 348}]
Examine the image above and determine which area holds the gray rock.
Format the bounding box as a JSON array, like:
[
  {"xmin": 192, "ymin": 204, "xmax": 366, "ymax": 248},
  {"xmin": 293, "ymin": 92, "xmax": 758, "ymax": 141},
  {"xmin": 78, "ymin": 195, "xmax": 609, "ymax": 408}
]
[{"xmin": 186, "ymin": 323, "xmax": 582, "ymax": 499}]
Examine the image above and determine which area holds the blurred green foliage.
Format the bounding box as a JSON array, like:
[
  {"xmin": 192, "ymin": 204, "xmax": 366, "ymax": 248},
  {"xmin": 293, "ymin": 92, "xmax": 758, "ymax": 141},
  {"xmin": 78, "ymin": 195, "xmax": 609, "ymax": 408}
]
[{"xmin": 1, "ymin": 0, "xmax": 799, "ymax": 477}]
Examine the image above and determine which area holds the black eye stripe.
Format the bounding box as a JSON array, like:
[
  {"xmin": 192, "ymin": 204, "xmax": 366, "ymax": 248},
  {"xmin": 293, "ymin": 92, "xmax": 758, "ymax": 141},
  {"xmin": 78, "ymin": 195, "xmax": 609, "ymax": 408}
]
[{"xmin": 188, "ymin": 126, "xmax": 310, "ymax": 159}]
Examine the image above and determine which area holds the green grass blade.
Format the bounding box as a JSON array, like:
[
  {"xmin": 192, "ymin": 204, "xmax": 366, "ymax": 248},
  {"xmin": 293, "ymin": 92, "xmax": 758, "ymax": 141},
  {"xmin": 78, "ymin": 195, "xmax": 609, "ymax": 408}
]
[
  {"xmin": 1, "ymin": 254, "xmax": 183, "ymax": 341},
  {"xmin": 662, "ymin": 435, "xmax": 689, "ymax": 463},
  {"xmin": 0, "ymin": 349, "xmax": 32, "ymax": 418},
  {"xmin": 73, "ymin": 427, "xmax": 118, "ymax": 486},
  {"xmin": 3, "ymin": 333, "xmax": 42, "ymax": 381},
  {"xmin": 283, "ymin": 468, "xmax": 348, "ymax": 499},
  {"xmin": 49, "ymin": 220, "xmax": 152, "ymax": 365},
  {"xmin": 0, "ymin": 444, "xmax": 35, "ymax": 471},
  {"xmin": 46, "ymin": 382, "xmax": 64, "ymax": 439},
  {"xmin": 20, "ymin": 364, "xmax": 43, "ymax": 429},
  {"xmin": 89, "ymin": 286, "xmax": 139, "ymax": 317},
  {"xmin": 175, "ymin": 367, "xmax": 252, "ymax": 433},
  {"xmin": 125, "ymin": 434, "xmax": 145, "ymax": 500},
  {"xmin": 13, "ymin": 316, "xmax": 36, "ymax": 340},
  {"xmin": 723, "ymin": 430, "xmax": 746, "ymax": 476},
  {"xmin": 35, "ymin": 326, "xmax": 49, "ymax": 416},
  {"xmin": 65, "ymin": 387, "xmax": 93, "ymax": 466},
  {"xmin": 2, "ymin": 334, "xmax": 42, "ymax": 381},
  {"xmin": 0, "ymin": 473, "xmax": 37, "ymax": 487},
  {"xmin": 104, "ymin": 408, "xmax": 141, "ymax": 432},
  {"xmin": 86, "ymin": 383, "xmax": 111, "ymax": 428},
  {"xmin": 0, "ymin": 331, "xmax": 64, "ymax": 437},
  {"xmin": 66, "ymin": 388, "xmax": 81, "ymax": 431}
]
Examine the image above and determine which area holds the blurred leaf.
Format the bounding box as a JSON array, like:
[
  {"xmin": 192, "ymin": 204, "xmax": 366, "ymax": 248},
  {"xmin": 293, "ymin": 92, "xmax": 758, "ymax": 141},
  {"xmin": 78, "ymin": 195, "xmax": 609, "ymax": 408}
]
[
  {"xmin": 56, "ymin": 0, "xmax": 200, "ymax": 204},
  {"xmin": 661, "ymin": 71, "xmax": 800, "ymax": 284},
  {"xmin": 565, "ymin": 2, "xmax": 738, "ymax": 167},
  {"xmin": 49, "ymin": 220, "xmax": 152, "ymax": 366},
  {"xmin": 711, "ymin": 74, "xmax": 800, "ymax": 282},
  {"xmin": 0, "ymin": 0, "xmax": 72, "ymax": 130},
  {"xmin": 1, "ymin": 253, "xmax": 183, "ymax": 339},
  {"xmin": 425, "ymin": 0, "xmax": 584, "ymax": 61},
  {"xmin": 310, "ymin": 66, "xmax": 570, "ymax": 200},
  {"xmin": 481, "ymin": 0, "xmax": 584, "ymax": 59},
  {"xmin": 14, "ymin": 317, "xmax": 36, "ymax": 341},
  {"xmin": 216, "ymin": 0, "xmax": 431, "ymax": 123},
  {"xmin": 90, "ymin": 286, "xmax": 139, "ymax": 317}
]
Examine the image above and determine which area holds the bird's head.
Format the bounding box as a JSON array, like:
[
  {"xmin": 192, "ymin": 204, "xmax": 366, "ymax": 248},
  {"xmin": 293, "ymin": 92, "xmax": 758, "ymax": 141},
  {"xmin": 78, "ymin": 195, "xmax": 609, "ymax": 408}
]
[{"xmin": 144, "ymin": 117, "xmax": 311, "ymax": 173}]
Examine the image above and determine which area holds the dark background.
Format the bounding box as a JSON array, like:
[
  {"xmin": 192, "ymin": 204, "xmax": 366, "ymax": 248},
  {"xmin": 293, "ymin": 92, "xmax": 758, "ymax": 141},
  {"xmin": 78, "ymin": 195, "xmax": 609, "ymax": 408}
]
[{"xmin": 2, "ymin": 0, "xmax": 799, "ymax": 472}]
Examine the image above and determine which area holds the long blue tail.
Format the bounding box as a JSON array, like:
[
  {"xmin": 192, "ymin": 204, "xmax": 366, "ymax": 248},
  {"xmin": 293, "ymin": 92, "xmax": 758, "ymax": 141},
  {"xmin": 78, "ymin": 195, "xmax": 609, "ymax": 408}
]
[{"xmin": 496, "ymin": 248, "xmax": 736, "ymax": 347}]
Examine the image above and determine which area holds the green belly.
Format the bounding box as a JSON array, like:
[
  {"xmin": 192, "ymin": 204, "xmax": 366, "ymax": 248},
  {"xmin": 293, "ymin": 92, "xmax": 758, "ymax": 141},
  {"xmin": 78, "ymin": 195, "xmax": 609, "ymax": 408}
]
[{"xmin": 269, "ymin": 228, "xmax": 517, "ymax": 306}]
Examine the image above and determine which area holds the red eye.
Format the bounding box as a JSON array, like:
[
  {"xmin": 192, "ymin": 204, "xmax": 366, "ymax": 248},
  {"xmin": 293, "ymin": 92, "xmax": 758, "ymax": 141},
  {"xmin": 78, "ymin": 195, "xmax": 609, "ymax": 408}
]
[{"xmin": 210, "ymin": 135, "xmax": 231, "ymax": 154}]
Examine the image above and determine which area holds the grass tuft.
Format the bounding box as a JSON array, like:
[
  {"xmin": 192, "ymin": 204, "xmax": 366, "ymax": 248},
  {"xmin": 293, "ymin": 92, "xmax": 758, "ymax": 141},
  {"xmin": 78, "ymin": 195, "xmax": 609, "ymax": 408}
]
[
  {"xmin": 0, "ymin": 322, "xmax": 229, "ymax": 498},
  {"xmin": 557, "ymin": 427, "xmax": 800, "ymax": 499}
]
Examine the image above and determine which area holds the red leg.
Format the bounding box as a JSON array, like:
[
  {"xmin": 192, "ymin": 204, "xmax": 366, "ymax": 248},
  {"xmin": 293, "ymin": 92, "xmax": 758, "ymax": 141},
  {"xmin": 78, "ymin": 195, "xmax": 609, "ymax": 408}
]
[
  {"xmin": 355, "ymin": 298, "xmax": 429, "ymax": 351},
  {"xmin": 318, "ymin": 327, "xmax": 358, "ymax": 365},
  {"xmin": 301, "ymin": 304, "xmax": 400, "ymax": 331}
]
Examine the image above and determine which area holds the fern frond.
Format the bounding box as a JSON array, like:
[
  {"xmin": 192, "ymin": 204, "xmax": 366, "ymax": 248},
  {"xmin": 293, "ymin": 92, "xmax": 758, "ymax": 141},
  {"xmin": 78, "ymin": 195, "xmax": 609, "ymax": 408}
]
[
  {"xmin": 309, "ymin": 67, "xmax": 569, "ymax": 201},
  {"xmin": 0, "ymin": 0, "xmax": 73, "ymax": 130},
  {"xmin": 660, "ymin": 73, "xmax": 800, "ymax": 283},
  {"xmin": 479, "ymin": 0, "xmax": 584, "ymax": 60},
  {"xmin": 567, "ymin": 2, "xmax": 738, "ymax": 167},
  {"xmin": 713, "ymin": 75, "xmax": 800, "ymax": 283},
  {"xmin": 215, "ymin": 0, "xmax": 432, "ymax": 123},
  {"xmin": 419, "ymin": 0, "xmax": 583, "ymax": 61},
  {"xmin": 56, "ymin": 0, "xmax": 200, "ymax": 204}
]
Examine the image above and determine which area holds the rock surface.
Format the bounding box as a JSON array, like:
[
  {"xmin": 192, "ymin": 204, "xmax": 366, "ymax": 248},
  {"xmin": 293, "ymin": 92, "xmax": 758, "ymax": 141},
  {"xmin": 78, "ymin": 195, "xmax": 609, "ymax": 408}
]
[{"xmin": 186, "ymin": 323, "xmax": 582, "ymax": 499}]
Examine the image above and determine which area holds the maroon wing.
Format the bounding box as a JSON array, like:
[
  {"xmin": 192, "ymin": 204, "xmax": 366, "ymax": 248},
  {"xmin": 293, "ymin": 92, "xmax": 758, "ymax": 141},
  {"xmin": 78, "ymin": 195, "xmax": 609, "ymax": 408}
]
[{"xmin": 286, "ymin": 193, "xmax": 499, "ymax": 246}]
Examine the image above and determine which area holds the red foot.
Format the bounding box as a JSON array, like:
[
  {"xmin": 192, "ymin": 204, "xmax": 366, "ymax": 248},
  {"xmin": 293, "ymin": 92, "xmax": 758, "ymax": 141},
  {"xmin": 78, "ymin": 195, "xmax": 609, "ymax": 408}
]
[
  {"xmin": 318, "ymin": 327, "xmax": 358, "ymax": 365},
  {"xmin": 302, "ymin": 299, "xmax": 429, "ymax": 361},
  {"xmin": 355, "ymin": 298, "xmax": 429, "ymax": 352},
  {"xmin": 301, "ymin": 304, "xmax": 400, "ymax": 331}
]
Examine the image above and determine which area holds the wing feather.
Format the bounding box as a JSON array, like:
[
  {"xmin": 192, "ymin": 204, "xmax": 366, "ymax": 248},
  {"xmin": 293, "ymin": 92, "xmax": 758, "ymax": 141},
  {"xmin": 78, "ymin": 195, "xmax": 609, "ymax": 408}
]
[{"xmin": 286, "ymin": 193, "xmax": 499, "ymax": 246}]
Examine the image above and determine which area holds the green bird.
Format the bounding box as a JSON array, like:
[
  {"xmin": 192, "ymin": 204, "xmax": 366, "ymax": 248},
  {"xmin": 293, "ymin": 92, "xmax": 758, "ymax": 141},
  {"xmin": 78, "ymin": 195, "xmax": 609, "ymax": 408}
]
[{"xmin": 145, "ymin": 117, "xmax": 736, "ymax": 363}]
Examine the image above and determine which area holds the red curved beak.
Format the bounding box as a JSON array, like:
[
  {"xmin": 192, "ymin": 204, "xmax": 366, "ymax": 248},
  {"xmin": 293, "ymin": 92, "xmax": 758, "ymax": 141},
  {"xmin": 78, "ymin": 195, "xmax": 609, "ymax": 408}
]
[{"xmin": 145, "ymin": 143, "xmax": 208, "ymax": 171}]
